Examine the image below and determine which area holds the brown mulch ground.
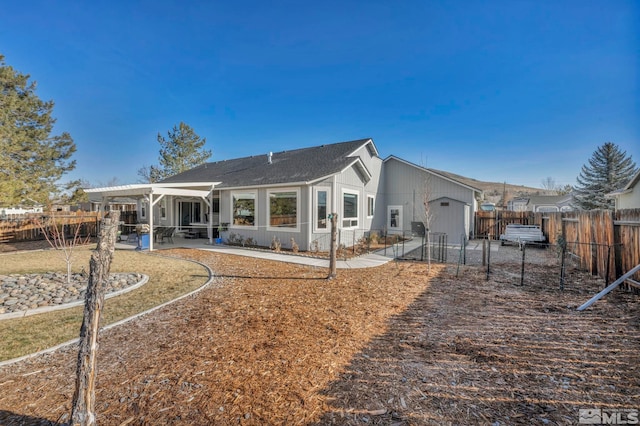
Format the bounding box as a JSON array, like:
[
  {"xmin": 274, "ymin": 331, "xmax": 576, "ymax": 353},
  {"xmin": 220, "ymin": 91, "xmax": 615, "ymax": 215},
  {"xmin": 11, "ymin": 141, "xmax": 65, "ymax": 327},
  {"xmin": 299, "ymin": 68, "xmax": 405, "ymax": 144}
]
[{"xmin": 0, "ymin": 248, "xmax": 638, "ymax": 425}]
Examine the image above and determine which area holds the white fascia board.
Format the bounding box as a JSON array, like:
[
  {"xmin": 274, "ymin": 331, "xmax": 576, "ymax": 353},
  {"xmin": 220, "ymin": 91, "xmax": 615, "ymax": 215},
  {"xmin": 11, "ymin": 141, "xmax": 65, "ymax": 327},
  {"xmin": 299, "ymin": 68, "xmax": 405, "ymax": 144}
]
[
  {"xmin": 340, "ymin": 158, "xmax": 372, "ymax": 182},
  {"xmin": 84, "ymin": 182, "xmax": 219, "ymax": 199},
  {"xmin": 624, "ymin": 170, "xmax": 640, "ymax": 190},
  {"xmin": 606, "ymin": 189, "xmax": 633, "ymax": 198},
  {"xmin": 154, "ymin": 182, "xmax": 221, "ymax": 190},
  {"xmin": 84, "ymin": 184, "xmax": 152, "ymax": 193}
]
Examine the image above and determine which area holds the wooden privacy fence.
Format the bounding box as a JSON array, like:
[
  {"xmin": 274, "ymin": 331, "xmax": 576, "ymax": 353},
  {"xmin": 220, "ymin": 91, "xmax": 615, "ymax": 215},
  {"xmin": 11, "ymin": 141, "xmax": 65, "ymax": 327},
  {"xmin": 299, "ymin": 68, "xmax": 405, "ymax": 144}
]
[
  {"xmin": 0, "ymin": 212, "xmax": 101, "ymax": 243},
  {"xmin": 476, "ymin": 209, "xmax": 640, "ymax": 284}
]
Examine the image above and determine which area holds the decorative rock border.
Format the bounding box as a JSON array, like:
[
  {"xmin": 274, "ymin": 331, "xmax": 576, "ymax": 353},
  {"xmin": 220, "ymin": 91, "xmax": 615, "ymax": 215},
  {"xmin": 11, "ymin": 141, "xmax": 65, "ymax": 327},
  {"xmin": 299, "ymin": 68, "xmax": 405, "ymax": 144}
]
[{"xmin": 0, "ymin": 273, "xmax": 149, "ymax": 321}]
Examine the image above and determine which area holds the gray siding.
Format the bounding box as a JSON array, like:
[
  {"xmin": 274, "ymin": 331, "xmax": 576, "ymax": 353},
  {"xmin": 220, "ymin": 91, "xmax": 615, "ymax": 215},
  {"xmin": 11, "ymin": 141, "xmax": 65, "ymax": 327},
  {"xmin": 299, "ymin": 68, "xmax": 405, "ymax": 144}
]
[
  {"xmin": 383, "ymin": 157, "xmax": 477, "ymax": 241},
  {"xmin": 217, "ymin": 186, "xmax": 311, "ymax": 250}
]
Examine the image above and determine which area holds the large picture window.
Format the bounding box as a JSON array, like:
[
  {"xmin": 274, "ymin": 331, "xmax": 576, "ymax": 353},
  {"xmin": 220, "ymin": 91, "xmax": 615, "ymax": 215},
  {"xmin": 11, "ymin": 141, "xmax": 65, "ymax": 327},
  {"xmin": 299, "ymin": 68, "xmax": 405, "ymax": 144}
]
[
  {"xmin": 232, "ymin": 192, "xmax": 256, "ymax": 227},
  {"xmin": 342, "ymin": 191, "xmax": 358, "ymax": 228},
  {"xmin": 268, "ymin": 190, "xmax": 298, "ymax": 229}
]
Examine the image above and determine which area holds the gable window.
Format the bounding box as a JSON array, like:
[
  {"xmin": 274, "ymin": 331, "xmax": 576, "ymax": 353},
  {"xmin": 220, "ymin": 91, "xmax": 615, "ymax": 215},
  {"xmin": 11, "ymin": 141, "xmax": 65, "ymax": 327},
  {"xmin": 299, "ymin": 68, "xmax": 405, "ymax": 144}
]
[
  {"xmin": 342, "ymin": 191, "xmax": 358, "ymax": 228},
  {"xmin": 232, "ymin": 192, "xmax": 256, "ymax": 227},
  {"xmin": 367, "ymin": 195, "xmax": 375, "ymax": 218},
  {"xmin": 268, "ymin": 189, "xmax": 298, "ymax": 230}
]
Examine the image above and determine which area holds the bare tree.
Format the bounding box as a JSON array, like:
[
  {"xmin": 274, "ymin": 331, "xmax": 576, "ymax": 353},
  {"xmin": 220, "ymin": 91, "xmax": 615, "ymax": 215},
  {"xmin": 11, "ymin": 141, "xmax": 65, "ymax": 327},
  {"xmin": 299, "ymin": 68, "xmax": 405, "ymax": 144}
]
[
  {"xmin": 421, "ymin": 172, "xmax": 436, "ymax": 273},
  {"xmin": 541, "ymin": 177, "xmax": 560, "ymax": 194},
  {"xmin": 35, "ymin": 215, "xmax": 92, "ymax": 284}
]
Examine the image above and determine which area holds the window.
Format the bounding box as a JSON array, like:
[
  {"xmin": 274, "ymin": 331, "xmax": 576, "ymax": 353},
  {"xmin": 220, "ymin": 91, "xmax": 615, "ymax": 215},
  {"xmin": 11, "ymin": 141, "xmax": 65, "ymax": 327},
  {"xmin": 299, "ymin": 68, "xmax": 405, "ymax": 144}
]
[
  {"xmin": 140, "ymin": 201, "xmax": 147, "ymax": 219},
  {"xmin": 232, "ymin": 192, "xmax": 256, "ymax": 227},
  {"xmin": 440, "ymin": 202, "xmax": 449, "ymax": 207},
  {"xmin": 342, "ymin": 191, "xmax": 358, "ymax": 228},
  {"xmin": 367, "ymin": 195, "xmax": 375, "ymax": 218},
  {"xmin": 160, "ymin": 199, "xmax": 167, "ymax": 219},
  {"xmin": 268, "ymin": 190, "xmax": 298, "ymax": 230},
  {"xmin": 314, "ymin": 188, "xmax": 331, "ymax": 232}
]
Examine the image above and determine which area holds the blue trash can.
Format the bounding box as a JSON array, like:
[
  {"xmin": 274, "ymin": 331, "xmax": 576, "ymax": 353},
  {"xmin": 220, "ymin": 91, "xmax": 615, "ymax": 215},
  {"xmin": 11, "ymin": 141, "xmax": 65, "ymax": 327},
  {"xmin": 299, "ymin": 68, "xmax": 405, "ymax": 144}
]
[{"xmin": 139, "ymin": 233, "xmax": 150, "ymax": 250}]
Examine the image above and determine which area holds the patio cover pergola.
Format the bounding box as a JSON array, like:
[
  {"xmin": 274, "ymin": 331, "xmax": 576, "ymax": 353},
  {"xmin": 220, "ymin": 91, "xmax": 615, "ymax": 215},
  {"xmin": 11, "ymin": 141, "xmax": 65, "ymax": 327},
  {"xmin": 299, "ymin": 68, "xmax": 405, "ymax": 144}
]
[{"xmin": 84, "ymin": 182, "xmax": 220, "ymax": 251}]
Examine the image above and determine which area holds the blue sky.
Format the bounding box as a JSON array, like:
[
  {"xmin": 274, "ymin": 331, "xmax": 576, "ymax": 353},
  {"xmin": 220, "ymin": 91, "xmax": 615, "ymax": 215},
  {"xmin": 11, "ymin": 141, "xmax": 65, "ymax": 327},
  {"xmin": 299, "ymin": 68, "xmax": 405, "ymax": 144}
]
[{"xmin": 2, "ymin": 0, "xmax": 638, "ymax": 189}]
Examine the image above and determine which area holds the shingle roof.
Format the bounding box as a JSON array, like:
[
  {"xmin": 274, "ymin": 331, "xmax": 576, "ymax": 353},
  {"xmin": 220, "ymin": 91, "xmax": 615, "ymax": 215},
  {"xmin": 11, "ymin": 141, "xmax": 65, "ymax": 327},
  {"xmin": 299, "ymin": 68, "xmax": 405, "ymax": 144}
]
[
  {"xmin": 160, "ymin": 138, "xmax": 374, "ymax": 188},
  {"xmin": 527, "ymin": 194, "xmax": 572, "ymax": 205}
]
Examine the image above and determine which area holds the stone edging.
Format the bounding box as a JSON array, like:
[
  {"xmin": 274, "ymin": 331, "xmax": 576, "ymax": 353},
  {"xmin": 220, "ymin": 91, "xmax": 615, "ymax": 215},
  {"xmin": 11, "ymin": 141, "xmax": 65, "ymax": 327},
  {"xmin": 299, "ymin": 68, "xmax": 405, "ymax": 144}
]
[
  {"xmin": 0, "ymin": 253, "xmax": 214, "ymax": 368},
  {"xmin": 0, "ymin": 274, "xmax": 150, "ymax": 321}
]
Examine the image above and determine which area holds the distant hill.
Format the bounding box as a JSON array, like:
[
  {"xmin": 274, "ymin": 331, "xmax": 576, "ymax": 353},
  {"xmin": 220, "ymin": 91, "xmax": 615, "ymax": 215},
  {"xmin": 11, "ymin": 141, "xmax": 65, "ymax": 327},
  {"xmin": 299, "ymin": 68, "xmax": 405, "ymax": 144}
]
[{"xmin": 429, "ymin": 168, "xmax": 552, "ymax": 207}]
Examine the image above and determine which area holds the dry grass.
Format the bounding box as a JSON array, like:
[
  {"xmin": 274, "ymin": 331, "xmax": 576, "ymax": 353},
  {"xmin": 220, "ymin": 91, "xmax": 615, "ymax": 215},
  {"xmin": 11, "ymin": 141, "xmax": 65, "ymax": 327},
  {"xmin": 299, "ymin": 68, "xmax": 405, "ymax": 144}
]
[{"xmin": 0, "ymin": 246, "xmax": 209, "ymax": 361}]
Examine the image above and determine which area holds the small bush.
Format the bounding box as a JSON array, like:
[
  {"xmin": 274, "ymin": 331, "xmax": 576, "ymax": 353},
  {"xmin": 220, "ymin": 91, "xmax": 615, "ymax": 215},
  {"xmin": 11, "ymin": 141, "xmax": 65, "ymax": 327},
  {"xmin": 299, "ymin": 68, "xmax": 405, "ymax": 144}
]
[{"xmin": 271, "ymin": 236, "xmax": 281, "ymax": 252}]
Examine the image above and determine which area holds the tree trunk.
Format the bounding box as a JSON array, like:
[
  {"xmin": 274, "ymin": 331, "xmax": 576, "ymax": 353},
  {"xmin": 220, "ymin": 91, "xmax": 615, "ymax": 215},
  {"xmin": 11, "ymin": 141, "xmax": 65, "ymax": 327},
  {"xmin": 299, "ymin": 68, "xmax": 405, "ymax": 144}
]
[{"xmin": 70, "ymin": 211, "xmax": 120, "ymax": 426}]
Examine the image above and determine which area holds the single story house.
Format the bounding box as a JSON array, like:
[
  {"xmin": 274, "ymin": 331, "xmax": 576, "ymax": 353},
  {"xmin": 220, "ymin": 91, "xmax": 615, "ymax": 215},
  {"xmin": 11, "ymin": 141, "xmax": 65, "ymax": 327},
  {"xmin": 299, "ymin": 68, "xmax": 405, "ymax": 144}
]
[
  {"xmin": 86, "ymin": 138, "xmax": 481, "ymax": 251},
  {"xmin": 79, "ymin": 195, "xmax": 138, "ymax": 213},
  {"xmin": 606, "ymin": 169, "xmax": 640, "ymax": 210},
  {"xmin": 507, "ymin": 194, "xmax": 574, "ymax": 212}
]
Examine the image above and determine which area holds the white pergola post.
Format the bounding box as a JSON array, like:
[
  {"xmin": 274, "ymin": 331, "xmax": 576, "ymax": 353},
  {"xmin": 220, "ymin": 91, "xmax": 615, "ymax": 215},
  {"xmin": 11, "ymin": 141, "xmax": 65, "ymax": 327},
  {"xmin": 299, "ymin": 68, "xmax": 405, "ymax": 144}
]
[
  {"xmin": 208, "ymin": 188, "xmax": 214, "ymax": 244},
  {"xmin": 147, "ymin": 194, "xmax": 154, "ymax": 251},
  {"xmin": 148, "ymin": 193, "xmax": 166, "ymax": 252}
]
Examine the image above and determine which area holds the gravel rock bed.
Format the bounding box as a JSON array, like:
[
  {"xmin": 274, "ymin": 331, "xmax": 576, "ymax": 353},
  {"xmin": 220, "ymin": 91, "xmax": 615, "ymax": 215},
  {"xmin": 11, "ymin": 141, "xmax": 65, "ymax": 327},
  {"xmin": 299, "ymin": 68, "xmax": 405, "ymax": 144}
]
[
  {"xmin": 0, "ymin": 272, "xmax": 144, "ymax": 314},
  {"xmin": 404, "ymin": 240, "xmax": 557, "ymax": 266}
]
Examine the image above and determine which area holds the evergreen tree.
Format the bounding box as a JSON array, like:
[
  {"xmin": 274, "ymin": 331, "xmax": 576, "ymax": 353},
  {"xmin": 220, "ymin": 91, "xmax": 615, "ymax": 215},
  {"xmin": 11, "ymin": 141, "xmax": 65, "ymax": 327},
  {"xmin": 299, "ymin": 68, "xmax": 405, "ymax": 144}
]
[
  {"xmin": 138, "ymin": 122, "xmax": 211, "ymax": 182},
  {"xmin": 573, "ymin": 142, "xmax": 637, "ymax": 210},
  {"xmin": 0, "ymin": 55, "xmax": 76, "ymax": 206}
]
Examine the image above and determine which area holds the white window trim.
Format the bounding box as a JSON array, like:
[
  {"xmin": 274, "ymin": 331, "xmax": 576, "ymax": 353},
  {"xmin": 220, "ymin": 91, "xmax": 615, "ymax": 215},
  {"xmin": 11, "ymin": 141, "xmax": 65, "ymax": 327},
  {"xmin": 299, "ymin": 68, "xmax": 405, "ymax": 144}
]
[
  {"xmin": 367, "ymin": 195, "xmax": 375, "ymax": 218},
  {"xmin": 313, "ymin": 187, "xmax": 331, "ymax": 233},
  {"xmin": 267, "ymin": 187, "xmax": 300, "ymax": 232},
  {"xmin": 231, "ymin": 191, "xmax": 258, "ymax": 230},
  {"xmin": 140, "ymin": 200, "xmax": 147, "ymax": 220},
  {"xmin": 342, "ymin": 189, "xmax": 359, "ymax": 229}
]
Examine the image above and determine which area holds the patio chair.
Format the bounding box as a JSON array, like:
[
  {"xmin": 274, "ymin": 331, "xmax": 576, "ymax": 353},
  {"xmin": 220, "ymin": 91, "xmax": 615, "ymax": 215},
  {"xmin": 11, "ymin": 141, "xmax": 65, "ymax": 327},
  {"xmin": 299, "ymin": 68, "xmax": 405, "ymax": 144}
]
[{"xmin": 159, "ymin": 226, "xmax": 176, "ymax": 244}]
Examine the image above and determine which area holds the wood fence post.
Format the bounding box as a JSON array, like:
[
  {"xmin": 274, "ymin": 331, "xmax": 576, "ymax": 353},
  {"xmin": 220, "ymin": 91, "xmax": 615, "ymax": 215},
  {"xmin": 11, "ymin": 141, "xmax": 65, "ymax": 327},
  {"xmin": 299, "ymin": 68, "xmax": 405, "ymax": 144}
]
[{"xmin": 70, "ymin": 211, "xmax": 120, "ymax": 426}]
